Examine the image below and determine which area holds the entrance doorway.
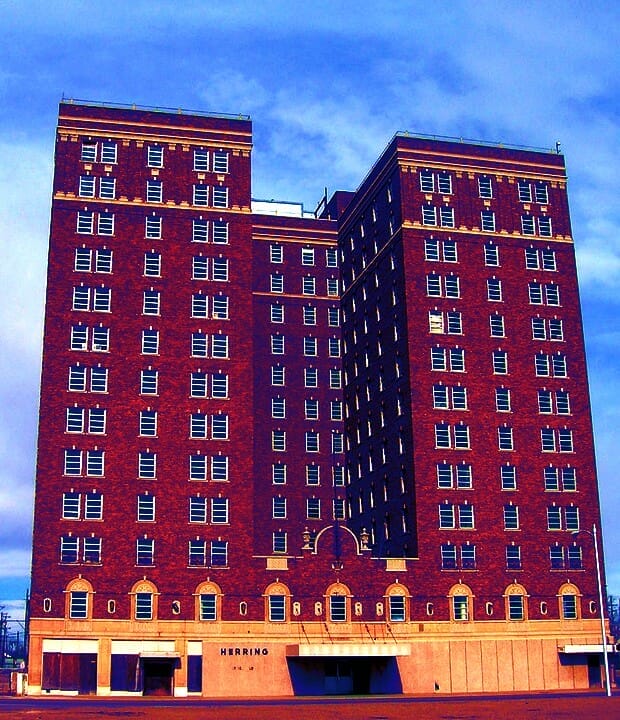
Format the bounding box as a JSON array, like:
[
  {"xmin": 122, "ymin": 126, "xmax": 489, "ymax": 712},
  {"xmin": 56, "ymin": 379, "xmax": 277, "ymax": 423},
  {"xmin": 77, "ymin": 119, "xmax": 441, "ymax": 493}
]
[
  {"xmin": 141, "ymin": 658, "xmax": 175, "ymax": 696},
  {"xmin": 325, "ymin": 659, "xmax": 371, "ymax": 694},
  {"xmin": 587, "ymin": 655, "xmax": 602, "ymax": 688}
]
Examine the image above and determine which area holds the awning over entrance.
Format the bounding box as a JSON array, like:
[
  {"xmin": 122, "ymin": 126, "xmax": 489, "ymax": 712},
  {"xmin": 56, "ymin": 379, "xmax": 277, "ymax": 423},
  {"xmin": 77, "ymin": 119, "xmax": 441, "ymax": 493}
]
[
  {"xmin": 138, "ymin": 651, "xmax": 180, "ymax": 658},
  {"xmin": 558, "ymin": 644, "xmax": 616, "ymax": 654},
  {"xmin": 286, "ymin": 644, "xmax": 410, "ymax": 658}
]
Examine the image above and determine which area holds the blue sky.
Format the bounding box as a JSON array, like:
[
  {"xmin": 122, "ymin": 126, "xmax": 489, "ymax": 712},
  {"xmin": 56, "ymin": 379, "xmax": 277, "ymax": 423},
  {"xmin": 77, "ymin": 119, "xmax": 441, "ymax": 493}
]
[{"xmin": 1, "ymin": 1, "xmax": 620, "ymax": 621}]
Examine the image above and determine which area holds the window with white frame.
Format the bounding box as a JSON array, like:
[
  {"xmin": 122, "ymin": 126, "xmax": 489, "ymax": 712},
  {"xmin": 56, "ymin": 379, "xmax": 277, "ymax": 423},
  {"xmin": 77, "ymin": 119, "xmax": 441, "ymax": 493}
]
[
  {"xmin": 504, "ymin": 504, "xmax": 519, "ymax": 530},
  {"xmin": 544, "ymin": 466, "xmax": 576, "ymax": 492},
  {"xmin": 432, "ymin": 384, "xmax": 467, "ymax": 410},
  {"xmin": 305, "ymin": 368, "xmax": 318, "ymax": 387},
  {"xmin": 434, "ymin": 423, "xmax": 470, "ymax": 449},
  {"xmin": 271, "ymin": 366, "xmax": 285, "ymax": 386},
  {"xmin": 272, "ymin": 463, "xmax": 287, "ymax": 485},
  {"xmin": 213, "ymin": 151, "xmax": 229, "ymax": 173},
  {"xmin": 137, "ymin": 494, "xmax": 155, "ymax": 522},
  {"xmin": 136, "ymin": 537, "xmax": 154, "ymax": 565},
  {"xmin": 506, "ymin": 545, "xmax": 521, "ymax": 569},
  {"xmin": 273, "ymin": 531, "xmax": 287, "ymax": 554},
  {"xmin": 270, "ymin": 245, "xmax": 283, "ymax": 263},
  {"xmin": 146, "ymin": 180, "xmax": 162, "ymax": 203},
  {"xmin": 189, "ymin": 540, "xmax": 207, "ymax": 566},
  {"xmin": 305, "ymin": 431, "xmax": 319, "ymax": 452},
  {"xmin": 147, "ymin": 145, "xmax": 163, "ymax": 168},
  {"xmin": 436, "ymin": 463, "xmax": 472, "ymax": 489},
  {"xmin": 145, "ymin": 215, "xmax": 162, "ymax": 239},
  {"xmin": 138, "ymin": 452, "xmax": 156, "ymax": 478},
  {"xmin": 270, "ymin": 274, "xmax": 284, "ymax": 293},
  {"xmin": 193, "ymin": 148, "xmax": 209, "ymax": 171},
  {"xmin": 142, "ymin": 329, "xmax": 159, "ymax": 355},
  {"xmin": 141, "ymin": 369, "xmax": 158, "ymax": 395},
  {"xmin": 481, "ymin": 210, "xmax": 495, "ymax": 232},
  {"xmin": 326, "ymin": 278, "xmax": 338, "ymax": 296},
  {"xmin": 135, "ymin": 592, "xmax": 153, "ymax": 620},
  {"xmin": 495, "ymin": 387, "xmax": 511, "ymax": 412},
  {"xmin": 211, "ymin": 456, "xmax": 229, "ymax": 481},
  {"xmin": 478, "ymin": 176, "xmax": 493, "ymax": 198},
  {"xmin": 492, "ymin": 350, "xmax": 508, "ymax": 374},
  {"xmin": 139, "ymin": 410, "xmax": 157, "ymax": 436},
  {"xmin": 144, "ymin": 251, "xmax": 161, "ymax": 277},
  {"xmin": 501, "ymin": 464, "xmax": 517, "ymax": 490},
  {"xmin": 211, "ymin": 497, "xmax": 229, "ymax": 524},
  {"xmin": 81, "ymin": 142, "xmax": 97, "ymax": 162},
  {"xmin": 430, "ymin": 346, "xmax": 465, "ymax": 372},
  {"xmin": 483, "ymin": 243, "xmax": 500, "ymax": 266},
  {"xmin": 211, "ymin": 540, "xmax": 228, "ymax": 566},
  {"xmin": 498, "ymin": 426, "xmax": 514, "ymax": 451},
  {"xmin": 189, "ymin": 454, "xmax": 207, "ymax": 481},
  {"xmin": 212, "ymin": 186, "xmax": 228, "ymax": 208},
  {"xmin": 487, "ymin": 278, "xmax": 502, "ymax": 302},
  {"xmin": 521, "ymin": 215, "xmax": 535, "ymax": 235},
  {"xmin": 189, "ymin": 496, "xmax": 208, "ymax": 523},
  {"xmin": 424, "ymin": 238, "xmax": 458, "ymax": 262},
  {"xmin": 489, "ymin": 314, "xmax": 505, "ymax": 337},
  {"xmin": 193, "ymin": 184, "xmax": 209, "ymax": 206}
]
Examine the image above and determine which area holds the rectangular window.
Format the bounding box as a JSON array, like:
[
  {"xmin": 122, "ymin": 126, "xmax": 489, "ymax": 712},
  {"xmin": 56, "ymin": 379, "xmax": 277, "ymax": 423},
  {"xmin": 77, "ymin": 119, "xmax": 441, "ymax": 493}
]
[
  {"xmin": 60, "ymin": 535, "xmax": 79, "ymax": 563},
  {"xmin": 192, "ymin": 293, "xmax": 208, "ymax": 318},
  {"xmin": 137, "ymin": 494, "xmax": 155, "ymax": 522},
  {"xmin": 213, "ymin": 221, "xmax": 229, "ymax": 244},
  {"xmin": 145, "ymin": 216, "xmax": 162, "ymax": 239},
  {"xmin": 301, "ymin": 247, "xmax": 315, "ymax": 266},
  {"xmin": 69, "ymin": 591, "xmax": 88, "ymax": 619},
  {"xmin": 211, "ymin": 414, "xmax": 228, "ymax": 439},
  {"xmin": 327, "ymin": 278, "xmax": 339, "ymax": 296},
  {"xmin": 143, "ymin": 290, "xmax": 160, "ymax": 316},
  {"xmin": 484, "ymin": 243, "xmax": 499, "ymax": 266},
  {"xmin": 147, "ymin": 146, "xmax": 163, "ymax": 168},
  {"xmin": 100, "ymin": 141, "xmax": 117, "ymax": 164},
  {"xmin": 146, "ymin": 180, "xmax": 162, "ymax": 203},
  {"xmin": 211, "ymin": 498, "xmax": 229, "ymax": 524},
  {"xmin": 139, "ymin": 410, "xmax": 157, "ymax": 436},
  {"xmin": 439, "ymin": 504, "xmax": 455, "ymax": 529},
  {"xmin": 200, "ymin": 594, "xmax": 217, "ymax": 621},
  {"xmin": 506, "ymin": 545, "xmax": 521, "ymax": 569},
  {"xmin": 62, "ymin": 492, "xmax": 80, "ymax": 519},
  {"xmin": 97, "ymin": 213, "xmax": 114, "ymax": 236},
  {"xmin": 82, "ymin": 537, "xmax": 101, "ymax": 563},
  {"xmin": 144, "ymin": 252, "xmax": 161, "ymax": 277},
  {"xmin": 304, "ymin": 337, "xmax": 317, "ymax": 356},
  {"xmin": 498, "ymin": 426, "xmax": 514, "ymax": 451},
  {"xmin": 481, "ymin": 210, "xmax": 495, "ymax": 232},
  {"xmin": 487, "ymin": 278, "xmax": 502, "ymax": 301},
  {"xmin": 272, "ymin": 430, "xmax": 286, "ymax": 451},
  {"xmin": 517, "ymin": 179, "xmax": 532, "ymax": 202},
  {"xmin": 269, "ymin": 595, "xmax": 286, "ymax": 622},
  {"xmin": 212, "ymin": 187, "xmax": 228, "ymax": 208},
  {"xmin": 191, "ymin": 413, "xmax": 207, "ymax": 439},
  {"xmin": 77, "ymin": 211, "xmax": 94, "ymax": 234},
  {"xmin": 142, "ymin": 329, "xmax": 159, "ymax": 355},
  {"xmin": 501, "ymin": 465, "xmax": 517, "ymax": 490},
  {"xmin": 141, "ymin": 369, "xmax": 158, "ymax": 395},
  {"xmin": 136, "ymin": 538, "xmax": 154, "ymax": 566},
  {"xmin": 329, "ymin": 369, "xmax": 341, "ymax": 388},
  {"xmin": 326, "ymin": 248, "xmax": 338, "ymax": 267},
  {"xmin": 190, "ymin": 454, "xmax": 207, "ymax": 481},
  {"xmin": 504, "ymin": 505, "xmax": 519, "ymax": 530},
  {"xmin": 490, "ymin": 314, "xmax": 505, "ymax": 337},
  {"xmin": 521, "ymin": 215, "xmax": 535, "ymax": 235},
  {"xmin": 138, "ymin": 452, "xmax": 156, "ymax": 478},
  {"xmin": 79, "ymin": 176, "xmax": 95, "ymax": 197},
  {"xmin": 271, "ymin": 366, "xmax": 285, "ymax": 386},
  {"xmin": 211, "ymin": 334, "xmax": 229, "ymax": 358},
  {"xmin": 81, "ymin": 142, "xmax": 97, "ymax": 162},
  {"xmin": 189, "ymin": 540, "xmax": 207, "ymax": 567},
  {"xmin": 302, "ymin": 276, "xmax": 316, "ymax": 295},
  {"xmin": 305, "ymin": 368, "xmax": 318, "ymax": 387},
  {"xmin": 438, "ymin": 172, "xmax": 452, "ymax": 194},
  {"xmin": 305, "ymin": 432, "xmax": 319, "ymax": 453},
  {"xmin": 85, "ymin": 494, "xmax": 103, "ymax": 523},
  {"xmin": 213, "ymin": 151, "xmax": 229, "ymax": 173},
  {"xmin": 190, "ymin": 496, "xmax": 208, "ymax": 523},
  {"xmin": 210, "ymin": 540, "xmax": 228, "ymax": 566},
  {"xmin": 495, "ymin": 388, "xmax": 511, "ymax": 412},
  {"xmin": 271, "ymin": 335, "xmax": 284, "ymax": 355},
  {"xmin": 270, "ymin": 245, "xmax": 283, "ymax": 263},
  {"xmin": 193, "ymin": 184, "xmax": 209, "ymax": 206},
  {"xmin": 306, "ymin": 465, "xmax": 320, "ymax": 486},
  {"xmin": 212, "ymin": 295, "xmax": 229, "ymax": 319},
  {"xmin": 303, "ymin": 306, "xmax": 317, "ymax": 325},
  {"xmin": 135, "ymin": 592, "xmax": 153, "ymax": 620},
  {"xmin": 458, "ymin": 504, "xmax": 474, "ymax": 529},
  {"xmin": 272, "ymin": 496, "xmax": 287, "ymax": 519},
  {"xmin": 441, "ymin": 543, "xmax": 457, "ymax": 569},
  {"xmin": 439, "ymin": 206, "xmax": 454, "ymax": 228},
  {"xmin": 307, "ymin": 498, "xmax": 321, "ymax": 519},
  {"xmin": 273, "ymin": 531, "xmax": 287, "ymax": 554},
  {"xmin": 99, "ymin": 177, "xmax": 116, "ymax": 200},
  {"xmin": 492, "ymin": 350, "xmax": 508, "ymax": 374},
  {"xmin": 193, "ymin": 149, "xmax": 209, "ymax": 171},
  {"xmin": 478, "ymin": 176, "xmax": 493, "ymax": 198},
  {"xmin": 328, "ymin": 307, "xmax": 339, "ymax": 326},
  {"xmin": 534, "ymin": 182, "xmax": 549, "ymax": 204},
  {"xmin": 273, "ymin": 463, "xmax": 287, "ymax": 485},
  {"xmin": 270, "ymin": 274, "xmax": 284, "ymax": 293},
  {"xmin": 304, "ymin": 399, "xmax": 318, "ymax": 420}
]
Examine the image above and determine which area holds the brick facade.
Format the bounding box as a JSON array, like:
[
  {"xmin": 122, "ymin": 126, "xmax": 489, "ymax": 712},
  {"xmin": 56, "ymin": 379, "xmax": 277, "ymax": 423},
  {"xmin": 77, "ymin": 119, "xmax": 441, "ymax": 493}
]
[{"xmin": 27, "ymin": 102, "xmax": 610, "ymax": 697}]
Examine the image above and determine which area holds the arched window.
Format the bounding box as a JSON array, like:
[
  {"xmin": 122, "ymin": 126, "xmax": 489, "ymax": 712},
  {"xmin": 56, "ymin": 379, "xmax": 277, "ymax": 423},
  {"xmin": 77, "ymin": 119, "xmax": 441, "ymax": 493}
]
[
  {"xmin": 504, "ymin": 583, "xmax": 528, "ymax": 621},
  {"xmin": 194, "ymin": 580, "xmax": 222, "ymax": 621},
  {"xmin": 65, "ymin": 577, "xmax": 94, "ymax": 620},
  {"xmin": 385, "ymin": 582, "xmax": 410, "ymax": 623},
  {"xmin": 263, "ymin": 581, "xmax": 291, "ymax": 622},
  {"xmin": 131, "ymin": 579, "xmax": 158, "ymax": 621},
  {"xmin": 558, "ymin": 582, "xmax": 581, "ymax": 620},
  {"xmin": 448, "ymin": 583, "xmax": 473, "ymax": 621},
  {"xmin": 325, "ymin": 582, "xmax": 351, "ymax": 623}
]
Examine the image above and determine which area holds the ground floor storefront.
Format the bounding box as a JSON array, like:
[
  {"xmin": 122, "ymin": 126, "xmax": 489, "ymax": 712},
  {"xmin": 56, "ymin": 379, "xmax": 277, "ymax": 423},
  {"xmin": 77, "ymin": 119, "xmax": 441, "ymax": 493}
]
[{"xmin": 26, "ymin": 618, "xmax": 616, "ymax": 697}]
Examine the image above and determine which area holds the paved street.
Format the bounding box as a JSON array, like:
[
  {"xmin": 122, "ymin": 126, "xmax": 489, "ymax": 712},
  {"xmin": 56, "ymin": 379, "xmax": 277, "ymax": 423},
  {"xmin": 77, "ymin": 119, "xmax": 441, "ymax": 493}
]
[{"xmin": 0, "ymin": 693, "xmax": 619, "ymax": 719}]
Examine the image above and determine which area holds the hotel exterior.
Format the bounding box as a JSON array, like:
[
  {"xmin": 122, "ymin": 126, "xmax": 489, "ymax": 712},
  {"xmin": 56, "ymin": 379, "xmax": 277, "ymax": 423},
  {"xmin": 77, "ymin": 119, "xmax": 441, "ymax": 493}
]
[{"xmin": 28, "ymin": 100, "xmax": 613, "ymax": 696}]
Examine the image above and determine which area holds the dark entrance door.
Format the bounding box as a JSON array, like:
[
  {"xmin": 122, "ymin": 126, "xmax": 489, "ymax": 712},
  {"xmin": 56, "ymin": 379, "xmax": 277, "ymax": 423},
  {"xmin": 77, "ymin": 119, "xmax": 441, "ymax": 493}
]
[
  {"xmin": 78, "ymin": 654, "xmax": 98, "ymax": 694},
  {"xmin": 142, "ymin": 658, "xmax": 174, "ymax": 696},
  {"xmin": 588, "ymin": 655, "xmax": 602, "ymax": 688},
  {"xmin": 324, "ymin": 659, "xmax": 371, "ymax": 694}
]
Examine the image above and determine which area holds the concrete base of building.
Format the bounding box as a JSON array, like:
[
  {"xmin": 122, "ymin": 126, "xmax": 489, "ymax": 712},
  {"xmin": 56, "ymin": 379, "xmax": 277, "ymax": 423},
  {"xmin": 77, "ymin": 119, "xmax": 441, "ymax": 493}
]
[{"xmin": 26, "ymin": 617, "xmax": 612, "ymax": 697}]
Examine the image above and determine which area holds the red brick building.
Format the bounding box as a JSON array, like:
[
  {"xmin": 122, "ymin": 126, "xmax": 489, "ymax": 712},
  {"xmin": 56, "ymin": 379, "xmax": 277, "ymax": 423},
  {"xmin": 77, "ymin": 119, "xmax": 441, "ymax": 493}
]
[{"xmin": 28, "ymin": 101, "xmax": 611, "ymax": 697}]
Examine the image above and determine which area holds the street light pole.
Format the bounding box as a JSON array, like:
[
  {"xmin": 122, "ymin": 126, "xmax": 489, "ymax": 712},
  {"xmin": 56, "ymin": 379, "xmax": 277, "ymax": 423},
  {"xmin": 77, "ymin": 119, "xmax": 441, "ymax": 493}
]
[{"xmin": 592, "ymin": 523, "xmax": 612, "ymax": 697}]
